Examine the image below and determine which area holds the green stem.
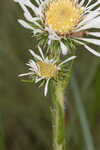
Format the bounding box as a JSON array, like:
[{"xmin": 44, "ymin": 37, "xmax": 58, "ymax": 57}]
[
  {"xmin": 50, "ymin": 54, "xmax": 75, "ymax": 150},
  {"xmin": 51, "ymin": 80, "xmax": 69, "ymax": 150},
  {"xmin": 55, "ymin": 82, "xmax": 64, "ymax": 111},
  {"xmin": 55, "ymin": 82, "xmax": 65, "ymax": 150}
]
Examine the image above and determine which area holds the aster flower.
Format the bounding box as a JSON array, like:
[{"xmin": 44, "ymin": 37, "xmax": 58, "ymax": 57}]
[
  {"xmin": 19, "ymin": 46, "xmax": 76, "ymax": 96},
  {"xmin": 14, "ymin": 0, "xmax": 100, "ymax": 56}
]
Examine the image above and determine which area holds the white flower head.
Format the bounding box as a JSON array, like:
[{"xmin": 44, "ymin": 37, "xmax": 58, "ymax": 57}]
[
  {"xmin": 19, "ymin": 46, "xmax": 76, "ymax": 96},
  {"xmin": 14, "ymin": 0, "xmax": 100, "ymax": 56}
]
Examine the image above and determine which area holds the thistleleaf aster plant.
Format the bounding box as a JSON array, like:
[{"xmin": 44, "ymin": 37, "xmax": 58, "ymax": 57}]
[
  {"xmin": 19, "ymin": 46, "xmax": 76, "ymax": 96},
  {"xmin": 14, "ymin": 0, "xmax": 100, "ymax": 56}
]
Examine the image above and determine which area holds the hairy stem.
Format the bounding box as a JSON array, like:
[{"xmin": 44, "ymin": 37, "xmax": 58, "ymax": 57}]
[
  {"xmin": 55, "ymin": 82, "xmax": 65, "ymax": 150},
  {"xmin": 51, "ymin": 56, "xmax": 75, "ymax": 150}
]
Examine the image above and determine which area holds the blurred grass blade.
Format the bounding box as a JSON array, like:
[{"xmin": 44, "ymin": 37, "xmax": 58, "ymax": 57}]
[
  {"xmin": 70, "ymin": 73, "xmax": 95, "ymax": 150},
  {"xmin": 81, "ymin": 58, "xmax": 99, "ymax": 97},
  {"xmin": 0, "ymin": 115, "xmax": 5, "ymax": 150},
  {"xmin": 91, "ymin": 66, "xmax": 100, "ymax": 125}
]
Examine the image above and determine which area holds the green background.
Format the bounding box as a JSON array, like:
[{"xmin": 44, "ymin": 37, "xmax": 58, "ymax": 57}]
[{"xmin": 0, "ymin": 0, "xmax": 100, "ymax": 150}]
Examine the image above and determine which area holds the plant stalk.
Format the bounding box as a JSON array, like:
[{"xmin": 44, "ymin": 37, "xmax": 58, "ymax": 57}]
[
  {"xmin": 55, "ymin": 82, "xmax": 65, "ymax": 150},
  {"xmin": 51, "ymin": 55, "xmax": 75, "ymax": 150}
]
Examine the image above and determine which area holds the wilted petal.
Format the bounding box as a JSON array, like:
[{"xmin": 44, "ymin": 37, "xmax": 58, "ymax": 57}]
[{"xmin": 60, "ymin": 42, "xmax": 68, "ymax": 55}]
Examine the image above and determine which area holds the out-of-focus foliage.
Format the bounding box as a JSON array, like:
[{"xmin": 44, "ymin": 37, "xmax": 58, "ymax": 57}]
[
  {"xmin": 0, "ymin": 0, "xmax": 51, "ymax": 150},
  {"xmin": 0, "ymin": 0, "xmax": 100, "ymax": 150}
]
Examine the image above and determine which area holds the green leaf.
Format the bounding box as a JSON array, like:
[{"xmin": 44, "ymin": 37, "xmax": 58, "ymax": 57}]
[{"xmin": 21, "ymin": 79, "xmax": 34, "ymax": 83}]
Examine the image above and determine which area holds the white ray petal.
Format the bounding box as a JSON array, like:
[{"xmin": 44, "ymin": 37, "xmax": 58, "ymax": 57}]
[
  {"xmin": 48, "ymin": 58, "xmax": 54, "ymax": 63},
  {"xmin": 34, "ymin": 0, "xmax": 40, "ymax": 5},
  {"xmin": 48, "ymin": 35, "xmax": 59, "ymax": 40},
  {"xmin": 87, "ymin": 32, "xmax": 100, "ymax": 38},
  {"xmin": 76, "ymin": 16, "xmax": 100, "ymax": 31},
  {"xmin": 79, "ymin": 0, "xmax": 86, "ymax": 6},
  {"xmin": 14, "ymin": 0, "xmax": 30, "ymax": 5},
  {"xmin": 60, "ymin": 42, "xmax": 68, "ymax": 55},
  {"xmin": 44, "ymin": 79, "xmax": 50, "ymax": 96},
  {"xmin": 33, "ymin": 29, "xmax": 43, "ymax": 35},
  {"xmin": 84, "ymin": 45, "xmax": 100, "ymax": 57},
  {"xmin": 23, "ymin": 10, "xmax": 33, "ymax": 22},
  {"xmin": 27, "ymin": 59, "xmax": 38, "ymax": 71},
  {"xmin": 77, "ymin": 11, "xmax": 100, "ymax": 28},
  {"xmin": 74, "ymin": 0, "xmax": 76, "ymax": 3},
  {"xmin": 14, "ymin": 0, "xmax": 29, "ymax": 12},
  {"xmin": 29, "ymin": 49, "xmax": 43, "ymax": 61},
  {"xmin": 25, "ymin": 0, "xmax": 43, "ymax": 17},
  {"xmin": 74, "ymin": 0, "xmax": 79, "ymax": 4},
  {"xmin": 18, "ymin": 72, "xmax": 33, "ymax": 77},
  {"xmin": 71, "ymin": 38, "xmax": 85, "ymax": 45},
  {"xmin": 46, "ymin": 25, "xmax": 60, "ymax": 40},
  {"xmin": 48, "ymin": 39, "xmax": 51, "ymax": 45},
  {"xmin": 24, "ymin": 12, "xmax": 42, "ymax": 28},
  {"xmin": 85, "ymin": 0, "xmax": 92, "ymax": 7},
  {"xmin": 29, "ymin": 68, "xmax": 36, "ymax": 72},
  {"xmin": 39, "ymin": 80, "xmax": 45, "ymax": 88},
  {"xmin": 18, "ymin": 19, "xmax": 34, "ymax": 30},
  {"xmin": 95, "ymin": 7, "xmax": 100, "ymax": 11},
  {"xmin": 13, "ymin": 0, "xmax": 21, "ymax": 2},
  {"xmin": 58, "ymin": 56, "xmax": 76, "ymax": 67},
  {"xmin": 52, "ymin": 59, "xmax": 58, "ymax": 65},
  {"xmin": 38, "ymin": 46, "xmax": 44, "ymax": 59},
  {"xmin": 39, "ymin": 0, "xmax": 43, "ymax": 3},
  {"xmin": 23, "ymin": 0, "xmax": 39, "ymax": 14},
  {"xmin": 75, "ymin": 37, "xmax": 100, "ymax": 46},
  {"xmin": 14, "ymin": 0, "xmax": 42, "ymax": 18},
  {"xmin": 35, "ymin": 77, "xmax": 44, "ymax": 83},
  {"xmin": 86, "ymin": 1, "xmax": 100, "ymax": 12},
  {"xmin": 24, "ymin": 11, "xmax": 40, "ymax": 22},
  {"xmin": 45, "ymin": 57, "xmax": 49, "ymax": 64},
  {"xmin": 72, "ymin": 38, "xmax": 100, "ymax": 57},
  {"xmin": 45, "ymin": 24, "xmax": 53, "ymax": 33}
]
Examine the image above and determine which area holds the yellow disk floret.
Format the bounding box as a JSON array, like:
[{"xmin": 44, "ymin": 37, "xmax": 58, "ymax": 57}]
[
  {"xmin": 37, "ymin": 61, "xmax": 58, "ymax": 78},
  {"xmin": 45, "ymin": 0, "xmax": 83, "ymax": 35}
]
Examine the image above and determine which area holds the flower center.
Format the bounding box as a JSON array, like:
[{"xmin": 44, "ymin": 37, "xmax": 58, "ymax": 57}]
[
  {"xmin": 37, "ymin": 61, "xmax": 58, "ymax": 78},
  {"xmin": 45, "ymin": 0, "xmax": 83, "ymax": 35}
]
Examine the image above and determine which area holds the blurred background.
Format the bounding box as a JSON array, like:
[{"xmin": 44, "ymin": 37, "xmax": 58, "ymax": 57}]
[{"xmin": 0, "ymin": 0, "xmax": 100, "ymax": 150}]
